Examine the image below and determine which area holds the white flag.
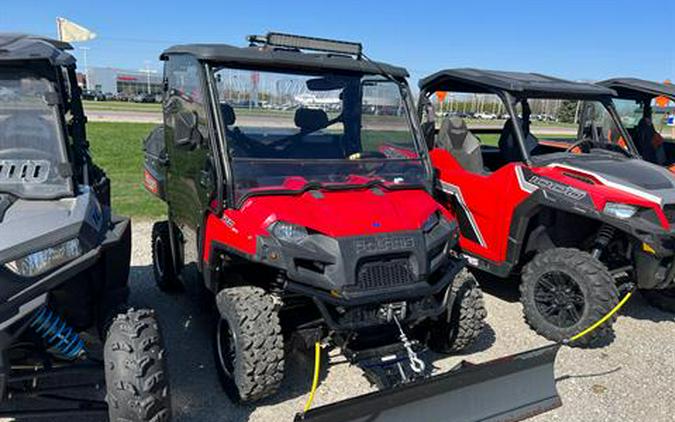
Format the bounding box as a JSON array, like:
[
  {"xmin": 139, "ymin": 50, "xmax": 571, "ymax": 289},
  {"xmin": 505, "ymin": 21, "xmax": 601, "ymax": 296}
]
[{"xmin": 56, "ymin": 17, "xmax": 97, "ymax": 42}]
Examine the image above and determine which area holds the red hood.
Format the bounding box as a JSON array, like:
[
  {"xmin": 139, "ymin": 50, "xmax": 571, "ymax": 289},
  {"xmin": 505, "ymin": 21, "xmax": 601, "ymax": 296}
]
[
  {"xmin": 231, "ymin": 188, "xmax": 442, "ymax": 238},
  {"xmin": 203, "ymin": 187, "xmax": 448, "ymax": 260}
]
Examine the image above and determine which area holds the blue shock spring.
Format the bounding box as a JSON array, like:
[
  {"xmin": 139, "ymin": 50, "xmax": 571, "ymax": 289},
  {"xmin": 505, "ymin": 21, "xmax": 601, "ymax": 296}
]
[{"xmin": 30, "ymin": 307, "xmax": 86, "ymax": 359}]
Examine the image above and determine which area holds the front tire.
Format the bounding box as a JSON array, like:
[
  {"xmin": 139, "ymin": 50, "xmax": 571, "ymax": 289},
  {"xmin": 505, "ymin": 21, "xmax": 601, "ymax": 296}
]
[
  {"xmin": 521, "ymin": 248, "xmax": 619, "ymax": 347},
  {"xmin": 641, "ymin": 288, "xmax": 675, "ymax": 313},
  {"xmin": 214, "ymin": 286, "xmax": 285, "ymax": 403},
  {"xmin": 428, "ymin": 271, "xmax": 487, "ymax": 353},
  {"xmin": 151, "ymin": 221, "xmax": 182, "ymax": 292},
  {"xmin": 104, "ymin": 309, "xmax": 171, "ymax": 422}
]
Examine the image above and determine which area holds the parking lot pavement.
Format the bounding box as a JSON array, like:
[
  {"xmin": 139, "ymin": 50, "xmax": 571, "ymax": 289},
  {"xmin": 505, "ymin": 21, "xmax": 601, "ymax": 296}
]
[{"xmin": 126, "ymin": 221, "xmax": 674, "ymax": 422}]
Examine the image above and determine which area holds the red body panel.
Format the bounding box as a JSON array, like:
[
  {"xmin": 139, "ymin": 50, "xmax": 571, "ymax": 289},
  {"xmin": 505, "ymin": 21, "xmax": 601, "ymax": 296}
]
[
  {"xmin": 430, "ymin": 148, "xmax": 667, "ymax": 265},
  {"xmin": 430, "ymin": 149, "xmax": 529, "ymax": 262},
  {"xmin": 202, "ymin": 188, "xmax": 447, "ymax": 262}
]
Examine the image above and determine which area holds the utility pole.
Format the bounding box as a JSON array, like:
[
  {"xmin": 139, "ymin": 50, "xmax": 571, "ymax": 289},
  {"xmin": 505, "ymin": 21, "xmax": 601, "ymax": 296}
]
[{"xmin": 139, "ymin": 61, "xmax": 158, "ymax": 94}]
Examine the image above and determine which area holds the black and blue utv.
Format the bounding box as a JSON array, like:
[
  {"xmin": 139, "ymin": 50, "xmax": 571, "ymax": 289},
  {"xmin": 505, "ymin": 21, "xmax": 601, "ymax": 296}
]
[{"xmin": 0, "ymin": 34, "xmax": 171, "ymax": 421}]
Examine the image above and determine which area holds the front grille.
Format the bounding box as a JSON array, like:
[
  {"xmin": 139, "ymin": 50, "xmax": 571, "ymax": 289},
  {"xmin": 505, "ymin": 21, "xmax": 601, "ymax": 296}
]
[
  {"xmin": 663, "ymin": 204, "xmax": 675, "ymax": 227},
  {"xmin": 355, "ymin": 256, "xmax": 415, "ymax": 290}
]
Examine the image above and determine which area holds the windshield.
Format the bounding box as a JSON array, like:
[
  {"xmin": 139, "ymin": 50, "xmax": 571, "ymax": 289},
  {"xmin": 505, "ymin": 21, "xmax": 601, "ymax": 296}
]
[
  {"xmin": 577, "ymin": 100, "xmax": 635, "ymax": 154},
  {"xmin": 0, "ymin": 67, "xmax": 72, "ymax": 198},
  {"xmin": 212, "ymin": 68, "xmax": 426, "ymax": 204}
]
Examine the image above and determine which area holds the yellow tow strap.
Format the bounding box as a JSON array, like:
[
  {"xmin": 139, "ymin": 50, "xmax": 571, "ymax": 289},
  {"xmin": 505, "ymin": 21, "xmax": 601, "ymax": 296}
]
[
  {"xmin": 303, "ymin": 342, "xmax": 321, "ymax": 413},
  {"xmin": 568, "ymin": 290, "xmax": 634, "ymax": 343}
]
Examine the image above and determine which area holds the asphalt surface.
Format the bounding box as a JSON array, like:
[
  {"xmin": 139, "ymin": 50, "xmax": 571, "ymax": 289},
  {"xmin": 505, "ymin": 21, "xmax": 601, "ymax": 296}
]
[{"xmin": 119, "ymin": 221, "xmax": 675, "ymax": 422}]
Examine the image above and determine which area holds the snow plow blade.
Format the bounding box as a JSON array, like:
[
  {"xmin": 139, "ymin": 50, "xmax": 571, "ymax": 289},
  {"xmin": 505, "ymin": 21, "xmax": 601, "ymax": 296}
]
[{"xmin": 295, "ymin": 344, "xmax": 561, "ymax": 422}]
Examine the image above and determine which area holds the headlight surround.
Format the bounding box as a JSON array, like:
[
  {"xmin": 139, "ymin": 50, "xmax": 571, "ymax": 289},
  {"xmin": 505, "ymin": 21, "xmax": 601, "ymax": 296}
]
[
  {"xmin": 4, "ymin": 238, "xmax": 82, "ymax": 277},
  {"xmin": 603, "ymin": 202, "xmax": 638, "ymax": 219},
  {"xmin": 269, "ymin": 221, "xmax": 308, "ymax": 243},
  {"xmin": 422, "ymin": 211, "xmax": 440, "ymax": 233}
]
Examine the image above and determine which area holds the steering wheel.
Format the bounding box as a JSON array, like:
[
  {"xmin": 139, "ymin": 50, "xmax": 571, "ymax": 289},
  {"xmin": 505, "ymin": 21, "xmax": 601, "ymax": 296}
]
[
  {"xmin": 565, "ymin": 138, "xmax": 594, "ymax": 154},
  {"xmin": 565, "ymin": 137, "xmax": 634, "ymax": 159},
  {"xmin": 346, "ymin": 151, "xmax": 389, "ymax": 176}
]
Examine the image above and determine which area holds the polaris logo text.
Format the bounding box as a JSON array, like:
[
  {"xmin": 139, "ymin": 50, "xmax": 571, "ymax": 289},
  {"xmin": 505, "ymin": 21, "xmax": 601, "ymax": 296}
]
[
  {"xmin": 354, "ymin": 236, "xmax": 415, "ymax": 254},
  {"xmin": 528, "ymin": 175, "xmax": 587, "ymax": 201}
]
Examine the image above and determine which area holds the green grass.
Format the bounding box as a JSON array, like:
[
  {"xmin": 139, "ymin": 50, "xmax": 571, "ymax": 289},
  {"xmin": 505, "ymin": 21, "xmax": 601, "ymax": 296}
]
[{"xmin": 88, "ymin": 122, "xmax": 166, "ymax": 218}]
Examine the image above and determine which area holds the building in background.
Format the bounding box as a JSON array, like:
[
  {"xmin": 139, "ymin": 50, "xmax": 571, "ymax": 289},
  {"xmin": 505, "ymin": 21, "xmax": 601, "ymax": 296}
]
[{"xmin": 79, "ymin": 67, "xmax": 163, "ymax": 96}]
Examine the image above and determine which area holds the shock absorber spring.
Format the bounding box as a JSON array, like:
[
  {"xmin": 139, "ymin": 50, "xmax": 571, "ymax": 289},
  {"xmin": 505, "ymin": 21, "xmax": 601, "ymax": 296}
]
[
  {"xmin": 30, "ymin": 307, "xmax": 85, "ymax": 359},
  {"xmin": 592, "ymin": 225, "xmax": 616, "ymax": 259}
]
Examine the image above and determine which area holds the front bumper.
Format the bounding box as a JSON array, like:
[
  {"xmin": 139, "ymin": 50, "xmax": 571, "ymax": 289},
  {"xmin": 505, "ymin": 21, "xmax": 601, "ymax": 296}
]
[
  {"xmin": 285, "ymin": 256, "xmax": 464, "ymax": 331},
  {"xmin": 253, "ymin": 219, "xmax": 460, "ymax": 330},
  {"xmin": 0, "ymin": 217, "xmax": 131, "ymax": 336}
]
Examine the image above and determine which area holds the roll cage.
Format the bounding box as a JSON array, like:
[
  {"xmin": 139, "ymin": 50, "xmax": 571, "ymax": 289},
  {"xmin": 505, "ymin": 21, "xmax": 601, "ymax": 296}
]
[
  {"xmin": 160, "ymin": 33, "xmax": 433, "ymax": 214},
  {"xmin": 598, "ymin": 78, "xmax": 675, "ymax": 102},
  {"xmin": 417, "ymin": 68, "xmax": 638, "ymax": 163}
]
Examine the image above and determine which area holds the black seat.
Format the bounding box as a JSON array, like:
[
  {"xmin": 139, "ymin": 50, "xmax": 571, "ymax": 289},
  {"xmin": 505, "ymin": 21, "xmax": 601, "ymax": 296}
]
[
  {"xmin": 634, "ymin": 117, "xmax": 664, "ymax": 164},
  {"xmin": 437, "ymin": 117, "xmax": 485, "ymax": 174},
  {"xmin": 498, "ymin": 118, "xmax": 538, "ymax": 162},
  {"xmin": 221, "ymin": 103, "xmax": 252, "ymax": 157}
]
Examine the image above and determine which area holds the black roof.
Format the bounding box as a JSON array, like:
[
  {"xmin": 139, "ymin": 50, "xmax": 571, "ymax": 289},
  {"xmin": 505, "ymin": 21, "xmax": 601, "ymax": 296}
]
[
  {"xmin": 160, "ymin": 43, "xmax": 409, "ymax": 78},
  {"xmin": 0, "ymin": 33, "xmax": 74, "ymax": 66},
  {"xmin": 598, "ymin": 78, "xmax": 675, "ymax": 101},
  {"xmin": 419, "ymin": 68, "xmax": 615, "ymax": 99}
]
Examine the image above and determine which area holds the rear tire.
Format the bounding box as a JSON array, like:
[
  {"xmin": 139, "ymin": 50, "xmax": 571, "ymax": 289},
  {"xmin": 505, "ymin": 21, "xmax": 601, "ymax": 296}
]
[
  {"xmin": 151, "ymin": 221, "xmax": 182, "ymax": 292},
  {"xmin": 428, "ymin": 271, "xmax": 487, "ymax": 353},
  {"xmin": 521, "ymin": 248, "xmax": 619, "ymax": 347},
  {"xmin": 214, "ymin": 286, "xmax": 284, "ymax": 402},
  {"xmin": 641, "ymin": 288, "xmax": 675, "ymax": 313},
  {"xmin": 104, "ymin": 309, "xmax": 171, "ymax": 422}
]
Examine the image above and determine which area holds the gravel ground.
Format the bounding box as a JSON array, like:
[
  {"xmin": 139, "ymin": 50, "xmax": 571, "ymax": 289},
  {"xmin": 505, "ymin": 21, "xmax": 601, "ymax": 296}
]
[{"xmin": 123, "ymin": 220, "xmax": 674, "ymax": 422}]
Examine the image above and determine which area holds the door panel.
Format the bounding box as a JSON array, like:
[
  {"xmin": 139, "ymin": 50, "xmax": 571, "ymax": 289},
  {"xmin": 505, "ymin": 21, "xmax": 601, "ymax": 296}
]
[
  {"xmin": 430, "ymin": 148, "xmax": 527, "ymax": 263},
  {"xmin": 163, "ymin": 55, "xmax": 215, "ymax": 270}
]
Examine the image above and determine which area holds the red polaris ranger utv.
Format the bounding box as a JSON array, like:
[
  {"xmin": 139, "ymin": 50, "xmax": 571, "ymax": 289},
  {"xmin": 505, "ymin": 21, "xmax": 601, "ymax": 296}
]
[
  {"xmin": 418, "ymin": 69, "xmax": 675, "ymax": 346},
  {"xmin": 144, "ymin": 34, "xmax": 561, "ymax": 421}
]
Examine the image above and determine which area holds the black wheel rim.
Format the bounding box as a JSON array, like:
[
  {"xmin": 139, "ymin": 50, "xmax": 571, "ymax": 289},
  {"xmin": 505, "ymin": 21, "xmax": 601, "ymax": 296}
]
[
  {"xmin": 534, "ymin": 271, "xmax": 585, "ymax": 328},
  {"xmin": 216, "ymin": 318, "xmax": 237, "ymax": 378},
  {"xmin": 153, "ymin": 236, "xmax": 165, "ymax": 278}
]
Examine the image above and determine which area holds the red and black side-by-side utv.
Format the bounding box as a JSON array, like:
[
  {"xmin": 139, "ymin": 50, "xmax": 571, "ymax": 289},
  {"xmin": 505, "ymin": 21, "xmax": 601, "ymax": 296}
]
[
  {"xmin": 144, "ymin": 34, "xmax": 561, "ymax": 421},
  {"xmin": 418, "ymin": 69, "xmax": 675, "ymax": 347}
]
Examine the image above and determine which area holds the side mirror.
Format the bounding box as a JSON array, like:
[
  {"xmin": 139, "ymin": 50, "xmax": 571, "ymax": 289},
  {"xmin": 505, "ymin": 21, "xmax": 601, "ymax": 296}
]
[{"xmin": 175, "ymin": 110, "xmax": 202, "ymax": 148}]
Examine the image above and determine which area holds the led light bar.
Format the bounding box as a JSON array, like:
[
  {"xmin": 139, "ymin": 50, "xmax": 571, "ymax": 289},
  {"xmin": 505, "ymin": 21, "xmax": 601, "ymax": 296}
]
[{"xmin": 251, "ymin": 32, "xmax": 362, "ymax": 57}]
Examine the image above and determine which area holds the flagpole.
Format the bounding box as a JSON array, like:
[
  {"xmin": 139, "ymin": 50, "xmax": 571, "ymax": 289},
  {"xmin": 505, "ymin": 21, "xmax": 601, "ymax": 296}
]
[{"xmin": 80, "ymin": 47, "xmax": 90, "ymax": 90}]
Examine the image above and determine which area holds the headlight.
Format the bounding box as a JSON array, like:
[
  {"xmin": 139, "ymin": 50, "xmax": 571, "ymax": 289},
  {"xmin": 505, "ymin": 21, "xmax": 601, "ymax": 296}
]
[
  {"xmin": 269, "ymin": 221, "xmax": 308, "ymax": 243},
  {"xmin": 603, "ymin": 202, "xmax": 638, "ymax": 219},
  {"xmin": 4, "ymin": 239, "xmax": 82, "ymax": 277},
  {"xmin": 422, "ymin": 211, "xmax": 440, "ymax": 233}
]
